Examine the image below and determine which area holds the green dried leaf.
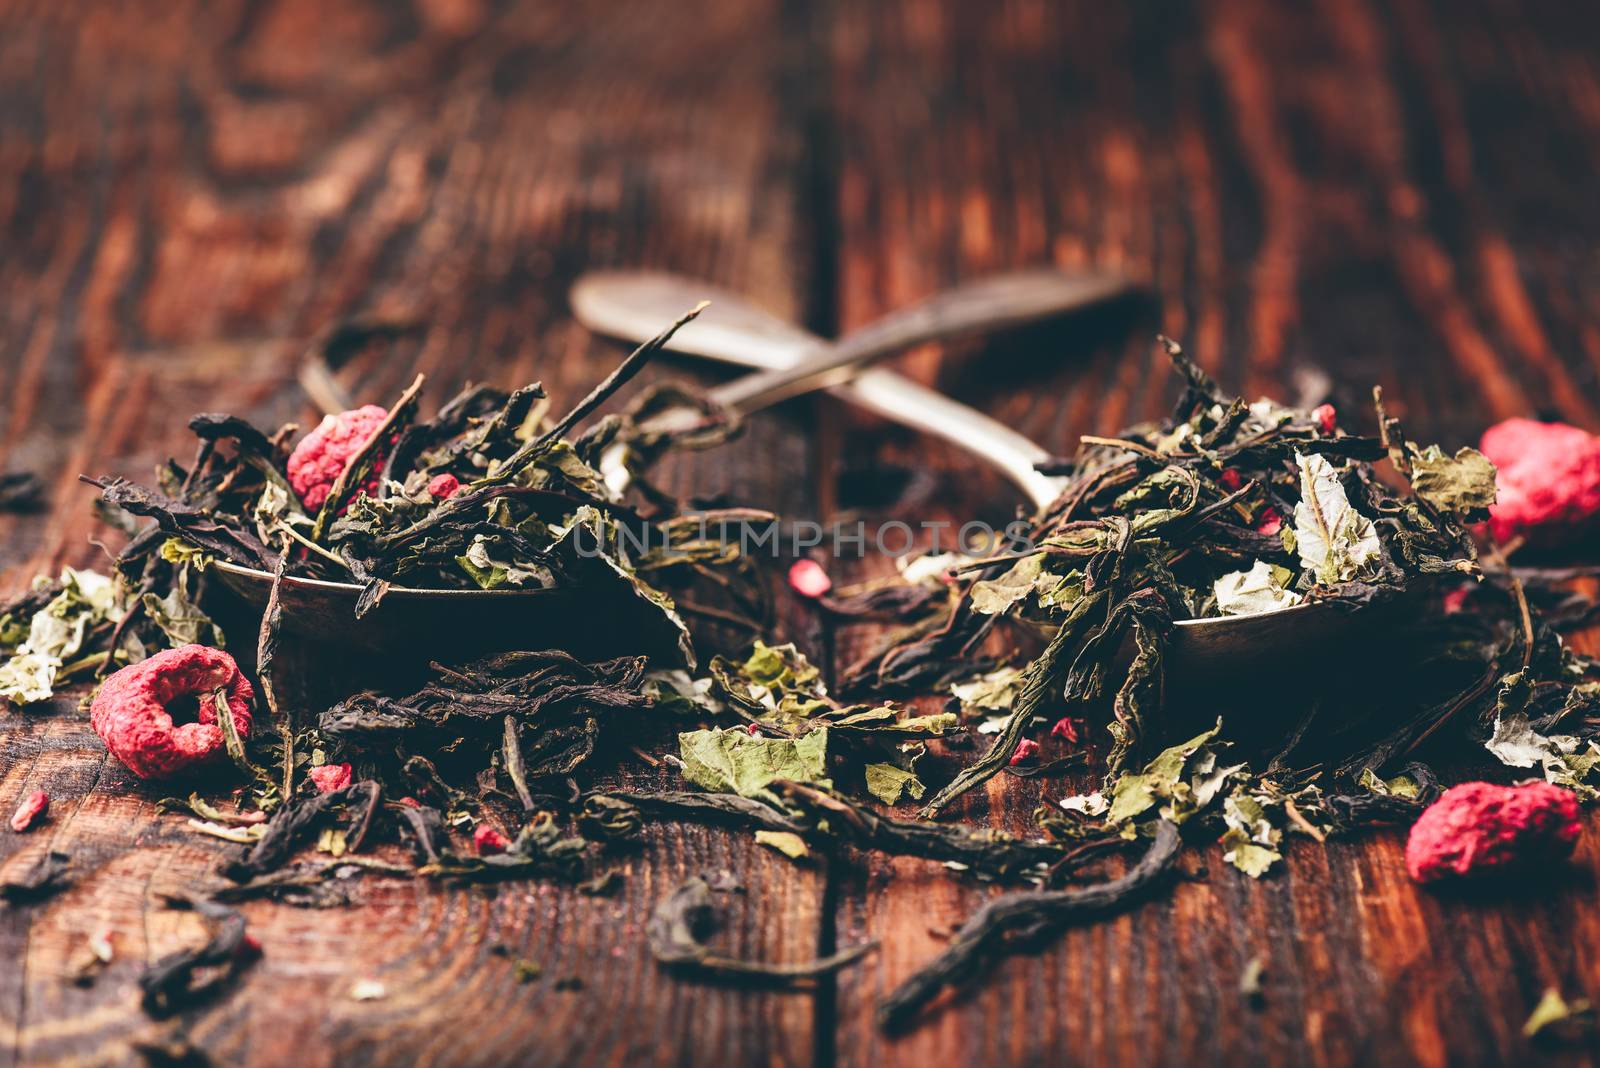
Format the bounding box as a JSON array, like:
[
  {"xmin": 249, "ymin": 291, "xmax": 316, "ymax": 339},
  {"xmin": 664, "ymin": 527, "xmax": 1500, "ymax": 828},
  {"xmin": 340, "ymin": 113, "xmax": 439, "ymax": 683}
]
[
  {"xmin": 754, "ymin": 830, "xmax": 811, "ymax": 860},
  {"xmin": 1358, "ymin": 768, "xmax": 1419, "ymax": 798},
  {"xmin": 1107, "ymin": 722, "xmax": 1223, "ymax": 825},
  {"xmin": 677, "ymin": 727, "xmax": 830, "ymax": 802},
  {"xmin": 456, "ymin": 534, "xmax": 555, "ymax": 589},
  {"xmin": 0, "ymin": 568, "xmax": 120, "ymax": 705},
  {"xmin": 1523, "ymin": 987, "xmax": 1595, "ymax": 1039},
  {"xmin": 142, "ymin": 568, "xmax": 225, "ymax": 647},
  {"xmin": 949, "ymin": 666, "xmax": 1023, "ymax": 712},
  {"xmin": 1407, "ymin": 444, "xmax": 1497, "ymax": 514},
  {"xmin": 969, "ymin": 555, "xmax": 1042, "ymax": 615},
  {"xmin": 1292, "ymin": 452, "xmax": 1380, "ymax": 585},
  {"xmin": 1220, "ymin": 827, "xmax": 1281, "ymax": 878},
  {"xmin": 1213, "ymin": 560, "xmax": 1301, "ymax": 617},
  {"xmin": 864, "ymin": 762, "xmax": 926, "ymax": 805}
]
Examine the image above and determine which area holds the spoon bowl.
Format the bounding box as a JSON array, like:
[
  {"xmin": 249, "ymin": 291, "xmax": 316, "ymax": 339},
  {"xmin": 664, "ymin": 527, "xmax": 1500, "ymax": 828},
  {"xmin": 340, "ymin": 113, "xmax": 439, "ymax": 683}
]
[{"xmin": 210, "ymin": 560, "xmax": 692, "ymax": 664}]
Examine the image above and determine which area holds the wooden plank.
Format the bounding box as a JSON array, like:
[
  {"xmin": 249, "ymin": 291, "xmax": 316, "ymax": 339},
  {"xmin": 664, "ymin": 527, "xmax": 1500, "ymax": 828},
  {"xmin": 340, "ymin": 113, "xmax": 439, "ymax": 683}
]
[
  {"xmin": 821, "ymin": 1, "xmax": 1600, "ymax": 1065},
  {"xmin": 0, "ymin": 1, "xmax": 833, "ymax": 1065}
]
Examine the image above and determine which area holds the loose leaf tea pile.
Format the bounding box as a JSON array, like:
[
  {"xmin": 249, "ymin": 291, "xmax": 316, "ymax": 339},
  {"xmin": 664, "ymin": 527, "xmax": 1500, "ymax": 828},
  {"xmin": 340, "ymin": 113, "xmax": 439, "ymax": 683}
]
[
  {"xmin": 72, "ymin": 307, "xmax": 766, "ymax": 680},
  {"xmin": 2, "ymin": 328, "xmax": 1598, "ymax": 1036}
]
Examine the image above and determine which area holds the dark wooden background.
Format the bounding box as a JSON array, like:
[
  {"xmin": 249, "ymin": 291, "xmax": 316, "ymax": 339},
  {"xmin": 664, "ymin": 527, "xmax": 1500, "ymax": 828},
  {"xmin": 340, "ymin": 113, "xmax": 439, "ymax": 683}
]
[{"xmin": 3, "ymin": 1, "xmax": 1600, "ymax": 1065}]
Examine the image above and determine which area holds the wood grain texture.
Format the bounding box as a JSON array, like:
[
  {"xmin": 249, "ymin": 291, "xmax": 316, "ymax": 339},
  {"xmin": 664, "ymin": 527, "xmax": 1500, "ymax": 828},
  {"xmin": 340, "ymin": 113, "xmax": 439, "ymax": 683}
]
[
  {"xmin": 3, "ymin": 0, "xmax": 1600, "ymax": 1066},
  {"xmin": 0, "ymin": 2, "xmax": 832, "ymax": 1066},
  {"xmin": 822, "ymin": 1, "xmax": 1600, "ymax": 1066}
]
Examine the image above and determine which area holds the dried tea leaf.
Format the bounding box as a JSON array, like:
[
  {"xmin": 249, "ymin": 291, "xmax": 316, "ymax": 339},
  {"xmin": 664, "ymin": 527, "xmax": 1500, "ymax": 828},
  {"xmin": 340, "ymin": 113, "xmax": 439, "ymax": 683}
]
[
  {"xmin": 1523, "ymin": 987, "xmax": 1595, "ymax": 1039},
  {"xmin": 677, "ymin": 728, "xmax": 830, "ymax": 802},
  {"xmin": 864, "ymin": 762, "xmax": 925, "ymax": 805},
  {"xmin": 1219, "ymin": 792, "xmax": 1283, "ymax": 878},
  {"xmin": 0, "ymin": 568, "xmax": 120, "ymax": 705},
  {"xmin": 649, "ymin": 875, "xmax": 873, "ymax": 985},
  {"xmin": 1407, "ymin": 444, "xmax": 1497, "ymax": 514},
  {"xmin": 949, "ymin": 666, "xmax": 1023, "ymax": 711},
  {"xmin": 1213, "ymin": 561, "xmax": 1301, "ymax": 617},
  {"xmin": 1106, "ymin": 723, "xmax": 1223, "ymax": 825},
  {"xmin": 753, "ymin": 830, "xmax": 810, "ymax": 860},
  {"xmin": 1292, "ymin": 452, "xmax": 1380, "ymax": 585},
  {"xmin": 969, "ymin": 555, "xmax": 1042, "ymax": 615}
]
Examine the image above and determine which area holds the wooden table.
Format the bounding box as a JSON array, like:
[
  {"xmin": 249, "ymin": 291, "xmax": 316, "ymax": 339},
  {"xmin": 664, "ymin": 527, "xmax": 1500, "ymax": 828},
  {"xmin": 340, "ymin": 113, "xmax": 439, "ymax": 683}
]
[{"xmin": 3, "ymin": 1, "xmax": 1599, "ymax": 1065}]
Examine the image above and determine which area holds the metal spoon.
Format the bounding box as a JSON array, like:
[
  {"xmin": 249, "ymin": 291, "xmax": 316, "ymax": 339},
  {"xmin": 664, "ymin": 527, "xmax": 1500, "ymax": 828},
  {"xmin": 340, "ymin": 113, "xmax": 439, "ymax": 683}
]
[
  {"xmin": 211, "ymin": 267, "xmax": 1131, "ymax": 659},
  {"xmin": 570, "ymin": 271, "xmax": 1390, "ymax": 679}
]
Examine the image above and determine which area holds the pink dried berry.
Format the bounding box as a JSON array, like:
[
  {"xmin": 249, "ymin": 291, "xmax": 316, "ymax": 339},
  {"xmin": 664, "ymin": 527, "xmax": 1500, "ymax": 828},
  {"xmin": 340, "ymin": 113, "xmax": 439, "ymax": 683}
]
[
  {"xmin": 9, "ymin": 790, "xmax": 48, "ymax": 832},
  {"xmin": 787, "ymin": 559, "xmax": 832, "ymax": 599},
  {"xmin": 474, "ymin": 824, "xmax": 511, "ymax": 855},
  {"xmin": 1009, "ymin": 738, "xmax": 1041, "ymax": 766},
  {"xmin": 1405, "ymin": 781, "xmax": 1581, "ymax": 884},
  {"xmin": 286, "ymin": 405, "xmax": 390, "ymax": 512},
  {"xmin": 1050, "ymin": 717, "xmax": 1086, "ymax": 747},
  {"xmin": 90, "ymin": 646, "xmax": 254, "ymax": 780},
  {"xmin": 1312, "ymin": 404, "xmax": 1337, "ymax": 435},
  {"xmin": 1479, "ymin": 418, "xmax": 1600, "ymax": 547},
  {"xmin": 308, "ymin": 763, "xmax": 353, "ymax": 794},
  {"xmin": 426, "ymin": 473, "xmax": 461, "ymax": 500}
]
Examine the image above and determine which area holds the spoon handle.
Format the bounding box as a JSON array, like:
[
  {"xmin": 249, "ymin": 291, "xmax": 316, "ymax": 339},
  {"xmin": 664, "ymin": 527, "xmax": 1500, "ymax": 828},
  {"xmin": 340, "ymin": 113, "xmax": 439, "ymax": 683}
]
[
  {"xmin": 570, "ymin": 271, "xmax": 1078, "ymax": 509},
  {"xmin": 710, "ymin": 269, "xmax": 1129, "ymax": 416}
]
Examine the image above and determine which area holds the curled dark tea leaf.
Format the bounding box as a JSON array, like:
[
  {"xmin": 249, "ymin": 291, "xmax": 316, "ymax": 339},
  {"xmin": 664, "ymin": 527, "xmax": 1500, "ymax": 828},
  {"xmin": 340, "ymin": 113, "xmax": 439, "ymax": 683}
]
[
  {"xmin": 648, "ymin": 874, "xmax": 874, "ymax": 986},
  {"xmin": 139, "ymin": 896, "xmax": 255, "ymax": 1018},
  {"xmin": 878, "ymin": 820, "xmax": 1182, "ymax": 1032}
]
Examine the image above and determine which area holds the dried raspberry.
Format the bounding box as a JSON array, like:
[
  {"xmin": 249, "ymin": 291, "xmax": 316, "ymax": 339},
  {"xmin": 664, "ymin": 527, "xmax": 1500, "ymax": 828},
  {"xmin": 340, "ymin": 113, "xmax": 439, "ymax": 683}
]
[
  {"xmin": 286, "ymin": 405, "xmax": 390, "ymax": 512},
  {"xmin": 1009, "ymin": 738, "xmax": 1041, "ymax": 766},
  {"xmin": 1479, "ymin": 418, "xmax": 1600, "ymax": 547},
  {"xmin": 9, "ymin": 790, "xmax": 48, "ymax": 832},
  {"xmin": 308, "ymin": 763, "xmax": 352, "ymax": 794},
  {"xmin": 426, "ymin": 473, "xmax": 461, "ymax": 500},
  {"xmin": 1254, "ymin": 506, "xmax": 1284, "ymax": 537},
  {"xmin": 787, "ymin": 559, "xmax": 832, "ymax": 599},
  {"xmin": 1312, "ymin": 404, "xmax": 1337, "ymax": 435},
  {"xmin": 1049, "ymin": 717, "xmax": 1086, "ymax": 747},
  {"xmin": 474, "ymin": 824, "xmax": 511, "ymax": 855},
  {"xmin": 1405, "ymin": 781, "xmax": 1580, "ymax": 884},
  {"xmin": 90, "ymin": 645, "xmax": 254, "ymax": 780}
]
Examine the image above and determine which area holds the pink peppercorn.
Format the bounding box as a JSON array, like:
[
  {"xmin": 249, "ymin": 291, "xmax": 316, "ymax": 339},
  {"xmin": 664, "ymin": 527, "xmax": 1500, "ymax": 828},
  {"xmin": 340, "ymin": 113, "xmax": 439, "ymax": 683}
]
[
  {"xmin": 426, "ymin": 473, "xmax": 461, "ymax": 500},
  {"xmin": 90, "ymin": 646, "xmax": 254, "ymax": 780},
  {"xmin": 744, "ymin": 722, "xmax": 762, "ymax": 736},
  {"xmin": 308, "ymin": 763, "xmax": 353, "ymax": 794},
  {"xmin": 1254, "ymin": 506, "xmax": 1284, "ymax": 537},
  {"xmin": 1312, "ymin": 404, "xmax": 1337, "ymax": 435},
  {"xmin": 1218, "ymin": 468, "xmax": 1244, "ymax": 492},
  {"xmin": 286, "ymin": 405, "xmax": 390, "ymax": 512},
  {"xmin": 1009, "ymin": 738, "xmax": 1041, "ymax": 766},
  {"xmin": 1405, "ymin": 781, "xmax": 1581, "ymax": 884},
  {"xmin": 1050, "ymin": 717, "xmax": 1086, "ymax": 747},
  {"xmin": 1479, "ymin": 418, "xmax": 1600, "ymax": 547},
  {"xmin": 9, "ymin": 790, "xmax": 48, "ymax": 832},
  {"xmin": 787, "ymin": 559, "xmax": 832, "ymax": 599},
  {"xmin": 474, "ymin": 824, "xmax": 511, "ymax": 855}
]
